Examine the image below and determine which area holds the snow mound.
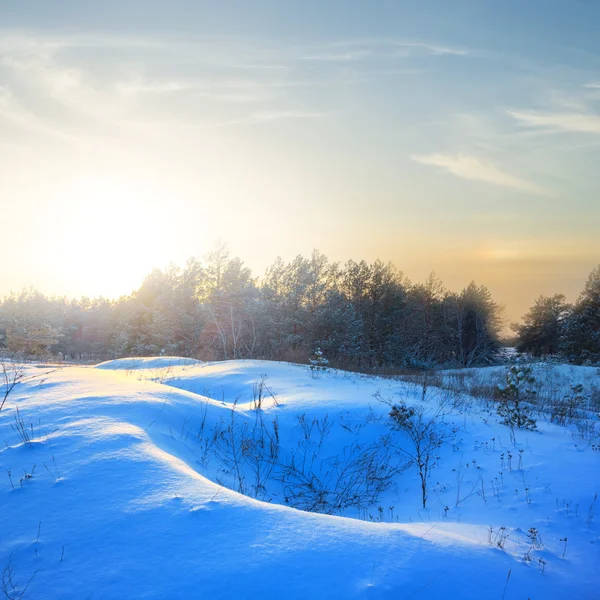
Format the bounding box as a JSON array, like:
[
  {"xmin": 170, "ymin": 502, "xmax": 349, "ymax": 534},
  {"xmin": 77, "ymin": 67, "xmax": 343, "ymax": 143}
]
[
  {"xmin": 95, "ymin": 356, "xmax": 201, "ymax": 370},
  {"xmin": 0, "ymin": 359, "xmax": 598, "ymax": 598}
]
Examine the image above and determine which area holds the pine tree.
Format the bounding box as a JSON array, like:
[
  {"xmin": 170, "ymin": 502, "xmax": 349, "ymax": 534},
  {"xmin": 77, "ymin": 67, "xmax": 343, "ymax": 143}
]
[
  {"xmin": 513, "ymin": 294, "xmax": 570, "ymax": 357},
  {"xmin": 454, "ymin": 282, "xmax": 502, "ymax": 367},
  {"xmin": 561, "ymin": 265, "xmax": 600, "ymax": 364}
]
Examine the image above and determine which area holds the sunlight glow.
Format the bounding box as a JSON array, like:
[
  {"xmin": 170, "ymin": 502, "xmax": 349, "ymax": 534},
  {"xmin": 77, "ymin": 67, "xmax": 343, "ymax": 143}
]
[
  {"xmin": 46, "ymin": 176, "xmax": 174, "ymax": 296},
  {"xmin": 479, "ymin": 245, "xmax": 521, "ymax": 261},
  {"xmin": 1, "ymin": 10, "xmax": 598, "ymax": 321}
]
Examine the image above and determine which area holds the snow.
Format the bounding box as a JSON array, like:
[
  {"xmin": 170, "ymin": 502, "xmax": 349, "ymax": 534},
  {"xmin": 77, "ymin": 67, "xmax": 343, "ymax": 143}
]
[
  {"xmin": 95, "ymin": 356, "xmax": 202, "ymax": 370},
  {"xmin": 1, "ymin": 359, "xmax": 598, "ymax": 598}
]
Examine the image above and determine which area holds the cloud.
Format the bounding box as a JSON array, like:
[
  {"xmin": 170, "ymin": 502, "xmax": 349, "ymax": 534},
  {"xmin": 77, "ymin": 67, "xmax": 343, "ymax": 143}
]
[
  {"xmin": 300, "ymin": 39, "xmax": 468, "ymax": 62},
  {"xmin": 0, "ymin": 32, "xmax": 325, "ymax": 139},
  {"xmin": 508, "ymin": 110, "xmax": 600, "ymax": 134},
  {"xmin": 395, "ymin": 42, "xmax": 468, "ymax": 56},
  {"xmin": 584, "ymin": 82, "xmax": 600, "ymax": 89},
  {"xmin": 300, "ymin": 50, "xmax": 372, "ymax": 62},
  {"xmin": 114, "ymin": 79, "xmax": 269, "ymax": 104},
  {"xmin": 0, "ymin": 84, "xmax": 83, "ymax": 145},
  {"xmin": 215, "ymin": 110, "xmax": 327, "ymax": 127},
  {"xmin": 232, "ymin": 64, "xmax": 288, "ymax": 71},
  {"xmin": 411, "ymin": 153, "xmax": 547, "ymax": 195},
  {"xmin": 116, "ymin": 81, "xmax": 201, "ymax": 95}
]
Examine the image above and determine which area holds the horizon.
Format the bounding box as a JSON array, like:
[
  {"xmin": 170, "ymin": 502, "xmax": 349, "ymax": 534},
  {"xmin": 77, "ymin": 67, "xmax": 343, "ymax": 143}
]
[
  {"xmin": 1, "ymin": 1, "xmax": 599, "ymax": 324},
  {"xmin": 1, "ymin": 246, "xmax": 597, "ymax": 334}
]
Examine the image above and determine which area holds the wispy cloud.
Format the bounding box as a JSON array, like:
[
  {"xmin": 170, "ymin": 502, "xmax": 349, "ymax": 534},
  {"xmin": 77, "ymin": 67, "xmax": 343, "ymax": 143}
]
[
  {"xmin": 233, "ymin": 64, "xmax": 288, "ymax": 71},
  {"xmin": 116, "ymin": 81, "xmax": 202, "ymax": 95},
  {"xmin": 300, "ymin": 39, "xmax": 468, "ymax": 62},
  {"xmin": 508, "ymin": 110, "xmax": 600, "ymax": 134},
  {"xmin": 0, "ymin": 84, "xmax": 83, "ymax": 145},
  {"xmin": 115, "ymin": 79, "xmax": 269, "ymax": 103},
  {"xmin": 300, "ymin": 50, "xmax": 372, "ymax": 62},
  {"xmin": 0, "ymin": 32, "xmax": 327, "ymax": 139},
  {"xmin": 411, "ymin": 153, "xmax": 547, "ymax": 195},
  {"xmin": 394, "ymin": 42, "xmax": 468, "ymax": 56},
  {"xmin": 0, "ymin": 42, "xmax": 137, "ymax": 139},
  {"xmin": 215, "ymin": 110, "xmax": 327, "ymax": 127}
]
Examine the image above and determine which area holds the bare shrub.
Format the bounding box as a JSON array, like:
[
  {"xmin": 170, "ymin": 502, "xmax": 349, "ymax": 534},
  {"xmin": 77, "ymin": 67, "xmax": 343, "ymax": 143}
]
[
  {"xmin": 251, "ymin": 374, "xmax": 277, "ymax": 409},
  {"xmin": 388, "ymin": 400, "xmax": 453, "ymax": 508},
  {"xmin": 204, "ymin": 402, "xmax": 402, "ymax": 514},
  {"xmin": 1, "ymin": 362, "xmax": 26, "ymax": 413},
  {"xmin": 10, "ymin": 408, "xmax": 34, "ymax": 447},
  {"xmin": 1, "ymin": 554, "xmax": 38, "ymax": 600},
  {"xmin": 277, "ymin": 435, "xmax": 401, "ymax": 514},
  {"xmin": 213, "ymin": 402, "xmax": 279, "ymax": 500},
  {"xmin": 551, "ymin": 384, "xmax": 587, "ymax": 425}
]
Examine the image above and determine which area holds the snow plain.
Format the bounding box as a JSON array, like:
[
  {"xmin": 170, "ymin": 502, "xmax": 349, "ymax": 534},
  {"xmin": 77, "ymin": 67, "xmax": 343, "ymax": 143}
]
[{"xmin": 0, "ymin": 359, "xmax": 598, "ymax": 599}]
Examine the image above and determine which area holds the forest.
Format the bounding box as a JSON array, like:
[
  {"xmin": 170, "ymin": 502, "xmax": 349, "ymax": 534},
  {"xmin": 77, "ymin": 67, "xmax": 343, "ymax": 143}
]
[{"xmin": 1, "ymin": 247, "xmax": 598, "ymax": 369}]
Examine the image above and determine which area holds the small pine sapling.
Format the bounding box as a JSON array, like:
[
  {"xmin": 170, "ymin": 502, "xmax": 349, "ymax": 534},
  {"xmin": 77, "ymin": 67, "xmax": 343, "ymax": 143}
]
[
  {"xmin": 496, "ymin": 365, "xmax": 537, "ymax": 432},
  {"xmin": 309, "ymin": 348, "xmax": 329, "ymax": 377}
]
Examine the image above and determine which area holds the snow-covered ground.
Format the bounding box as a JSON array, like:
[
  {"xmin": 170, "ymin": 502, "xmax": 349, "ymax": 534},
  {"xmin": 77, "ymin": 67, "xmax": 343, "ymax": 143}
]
[
  {"xmin": 95, "ymin": 356, "xmax": 202, "ymax": 370},
  {"xmin": 0, "ymin": 359, "xmax": 598, "ymax": 598}
]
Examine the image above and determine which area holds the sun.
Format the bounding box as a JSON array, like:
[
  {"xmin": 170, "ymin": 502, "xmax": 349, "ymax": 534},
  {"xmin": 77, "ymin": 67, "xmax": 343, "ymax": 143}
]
[{"xmin": 47, "ymin": 175, "xmax": 173, "ymax": 297}]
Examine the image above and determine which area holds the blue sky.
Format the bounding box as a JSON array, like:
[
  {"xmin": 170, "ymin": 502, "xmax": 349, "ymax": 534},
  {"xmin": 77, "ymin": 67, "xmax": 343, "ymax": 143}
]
[{"xmin": 1, "ymin": 1, "xmax": 599, "ymax": 323}]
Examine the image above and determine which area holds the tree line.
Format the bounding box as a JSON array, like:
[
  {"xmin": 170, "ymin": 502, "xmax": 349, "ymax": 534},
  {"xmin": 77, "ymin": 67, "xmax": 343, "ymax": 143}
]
[
  {"xmin": 513, "ymin": 264, "xmax": 600, "ymax": 365},
  {"xmin": 0, "ymin": 247, "xmax": 504, "ymax": 369}
]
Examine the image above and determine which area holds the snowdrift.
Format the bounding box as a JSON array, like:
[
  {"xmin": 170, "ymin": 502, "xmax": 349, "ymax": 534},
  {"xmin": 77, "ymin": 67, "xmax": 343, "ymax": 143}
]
[
  {"xmin": 0, "ymin": 360, "xmax": 598, "ymax": 599},
  {"xmin": 95, "ymin": 356, "xmax": 201, "ymax": 370}
]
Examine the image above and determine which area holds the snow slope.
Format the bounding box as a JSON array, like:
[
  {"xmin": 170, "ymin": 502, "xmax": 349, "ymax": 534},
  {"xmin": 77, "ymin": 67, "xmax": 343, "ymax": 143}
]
[
  {"xmin": 0, "ymin": 360, "xmax": 598, "ymax": 599},
  {"xmin": 95, "ymin": 356, "xmax": 201, "ymax": 370}
]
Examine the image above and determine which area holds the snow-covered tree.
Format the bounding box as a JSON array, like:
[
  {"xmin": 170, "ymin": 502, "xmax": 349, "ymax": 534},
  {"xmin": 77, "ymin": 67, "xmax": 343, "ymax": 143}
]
[
  {"xmin": 561, "ymin": 265, "xmax": 600, "ymax": 364},
  {"xmin": 513, "ymin": 294, "xmax": 570, "ymax": 357}
]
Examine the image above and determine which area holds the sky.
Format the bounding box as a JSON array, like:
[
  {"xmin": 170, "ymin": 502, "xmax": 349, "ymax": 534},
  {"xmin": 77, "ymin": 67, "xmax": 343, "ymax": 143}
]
[{"xmin": 1, "ymin": 0, "xmax": 599, "ymax": 325}]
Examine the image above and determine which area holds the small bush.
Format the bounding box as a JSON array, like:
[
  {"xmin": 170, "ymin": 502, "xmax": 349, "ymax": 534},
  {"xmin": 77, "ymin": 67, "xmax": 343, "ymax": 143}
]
[{"xmin": 551, "ymin": 384, "xmax": 587, "ymax": 425}]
